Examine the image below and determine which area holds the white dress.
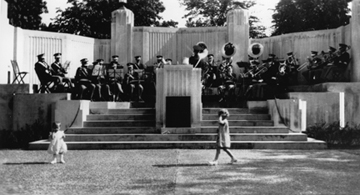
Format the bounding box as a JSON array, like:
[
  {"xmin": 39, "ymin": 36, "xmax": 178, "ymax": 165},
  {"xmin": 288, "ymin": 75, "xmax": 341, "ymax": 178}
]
[
  {"xmin": 47, "ymin": 131, "xmax": 68, "ymax": 154},
  {"xmin": 217, "ymin": 119, "xmax": 231, "ymax": 148}
]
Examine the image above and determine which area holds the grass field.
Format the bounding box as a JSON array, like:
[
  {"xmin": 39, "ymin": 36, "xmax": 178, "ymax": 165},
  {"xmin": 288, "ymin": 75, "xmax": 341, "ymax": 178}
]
[{"xmin": 1, "ymin": 149, "xmax": 360, "ymax": 195}]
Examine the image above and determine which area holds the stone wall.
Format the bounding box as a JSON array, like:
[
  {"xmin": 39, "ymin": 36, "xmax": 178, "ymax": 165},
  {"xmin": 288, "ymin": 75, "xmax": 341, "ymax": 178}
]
[
  {"xmin": 0, "ymin": 0, "xmax": 15, "ymax": 84},
  {"xmin": 0, "ymin": 84, "xmax": 29, "ymax": 131},
  {"xmin": 12, "ymin": 93, "xmax": 71, "ymax": 131}
]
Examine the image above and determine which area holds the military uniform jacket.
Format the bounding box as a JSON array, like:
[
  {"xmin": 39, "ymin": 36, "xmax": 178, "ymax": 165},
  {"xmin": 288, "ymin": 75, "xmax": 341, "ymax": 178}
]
[
  {"xmin": 134, "ymin": 62, "xmax": 146, "ymax": 70},
  {"xmin": 35, "ymin": 61, "xmax": 53, "ymax": 82},
  {"xmin": 75, "ymin": 66, "xmax": 91, "ymax": 82},
  {"xmin": 51, "ymin": 62, "xmax": 67, "ymax": 77}
]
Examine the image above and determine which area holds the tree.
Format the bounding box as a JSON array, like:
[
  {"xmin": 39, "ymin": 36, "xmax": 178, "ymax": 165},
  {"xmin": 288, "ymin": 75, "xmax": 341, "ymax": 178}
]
[
  {"xmin": 272, "ymin": 0, "xmax": 351, "ymax": 36},
  {"xmin": 6, "ymin": 0, "xmax": 48, "ymax": 30},
  {"xmin": 180, "ymin": 0, "xmax": 266, "ymax": 38},
  {"xmin": 46, "ymin": 0, "xmax": 178, "ymax": 39}
]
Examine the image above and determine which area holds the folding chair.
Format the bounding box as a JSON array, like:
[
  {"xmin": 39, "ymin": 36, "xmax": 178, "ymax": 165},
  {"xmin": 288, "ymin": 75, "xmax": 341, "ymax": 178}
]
[
  {"xmin": 35, "ymin": 66, "xmax": 56, "ymax": 93},
  {"xmin": 11, "ymin": 60, "xmax": 28, "ymax": 84}
]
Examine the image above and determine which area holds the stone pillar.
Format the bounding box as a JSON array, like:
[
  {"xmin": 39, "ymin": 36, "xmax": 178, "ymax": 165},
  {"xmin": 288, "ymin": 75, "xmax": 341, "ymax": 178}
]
[
  {"xmin": 227, "ymin": 6, "xmax": 249, "ymax": 75},
  {"xmin": 351, "ymin": 0, "xmax": 360, "ymax": 82},
  {"xmin": 156, "ymin": 65, "xmax": 202, "ymax": 132},
  {"xmin": 111, "ymin": 1, "xmax": 134, "ymax": 68}
]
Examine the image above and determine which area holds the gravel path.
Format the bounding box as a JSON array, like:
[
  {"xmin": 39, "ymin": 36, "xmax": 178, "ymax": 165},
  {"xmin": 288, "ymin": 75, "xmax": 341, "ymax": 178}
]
[{"xmin": 1, "ymin": 149, "xmax": 360, "ymax": 195}]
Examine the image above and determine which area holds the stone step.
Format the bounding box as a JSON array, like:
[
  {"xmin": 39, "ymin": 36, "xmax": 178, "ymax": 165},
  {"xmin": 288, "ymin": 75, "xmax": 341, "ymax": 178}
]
[
  {"xmin": 202, "ymin": 108, "xmax": 267, "ymax": 114},
  {"xmin": 169, "ymin": 126, "xmax": 289, "ymax": 134},
  {"xmin": 67, "ymin": 127, "xmax": 158, "ymax": 134},
  {"xmin": 202, "ymin": 114, "xmax": 270, "ymax": 120},
  {"xmin": 201, "ymin": 120, "xmax": 274, "ymax": 126},
  {"xmin": 90, "ymin": 108, "xmax": 155, "ymax": 115},
  {"xmin": 83, "ymin": 120, "xmax": 155, "ymax": 127},
  {"xmin": 61, "ymin": 133, "xmax": 308, "ymax": 142},
  {"xmin": 28, "ymin": 138, "xmax": 327, "ymax": 150},
  {"xmin": 87, "ymin": 114, "xmax": 155, "ymax": 121}
]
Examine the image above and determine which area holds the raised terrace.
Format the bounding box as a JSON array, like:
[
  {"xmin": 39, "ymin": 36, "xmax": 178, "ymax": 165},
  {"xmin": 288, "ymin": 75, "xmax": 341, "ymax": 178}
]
[{"xmin": 1, "ymin": 0, "xmax": 360, "ymax": 150}]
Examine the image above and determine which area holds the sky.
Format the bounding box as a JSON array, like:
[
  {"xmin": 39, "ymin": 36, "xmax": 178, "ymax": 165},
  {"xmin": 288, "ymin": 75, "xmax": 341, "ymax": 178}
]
[{"xmin": 41, "ymin": 0, "xmax": 282, "ymax": 36}]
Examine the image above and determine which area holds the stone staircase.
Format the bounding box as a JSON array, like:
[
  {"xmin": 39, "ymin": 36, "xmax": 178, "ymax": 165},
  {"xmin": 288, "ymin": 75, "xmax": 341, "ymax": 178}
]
[{"xmin": 28, "ymin": 105, "xmax": 326, "ymax": 150}]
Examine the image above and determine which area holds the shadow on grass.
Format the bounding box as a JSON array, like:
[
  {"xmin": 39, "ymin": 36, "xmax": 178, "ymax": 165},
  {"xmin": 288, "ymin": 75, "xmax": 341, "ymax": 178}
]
[
  {"xmin": 153, "ymin": 163, "xmax": 211, "ymax": 167},
  {"xmin": 3, "ymin": 162, "xmax": 49, "ymax": 165}
]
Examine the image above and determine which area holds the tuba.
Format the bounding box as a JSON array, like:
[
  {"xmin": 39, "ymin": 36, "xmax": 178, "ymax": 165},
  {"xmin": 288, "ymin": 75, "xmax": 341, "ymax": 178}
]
[
  {"xmin": 193, "ymin": 41, "xmax": 209, "ymax": 68},
  {"xmin": 248, "ymin": 43, "xmax": 264, "ymax": 58},
  {"xmin": 221, "ymin": 42, "xmax": 236, "ymax": 59}
]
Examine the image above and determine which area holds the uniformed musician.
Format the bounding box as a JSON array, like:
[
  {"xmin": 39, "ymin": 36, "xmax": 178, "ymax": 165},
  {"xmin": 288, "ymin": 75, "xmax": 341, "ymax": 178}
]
[
  {"xmin": 301, "ymin": 51, "xmax": 323, "ymax": 84},
  {"xmin": 124, "ymin": 64, "xmax": 143, "ymax": 102},
  {"xmin": 202, "ymin": 54, "xmax": 217, "ymax": 88},
  {"xmin": 154, "ymin": 55, "xmax": 165, "ymax": 68},
  {"xmin": 107, "ymin": 58, "xmax": 124, "ymax": 101},
  {"xmin": 34, "ymin": 53, "xmax": 64, "ymax": 92},
  {"xmin": 74, "ymin": 58, "xmax": 95, "ymax": 100},
  {"xmin": 51, "ymin": 53, "xmax": 73, "ymax": 90},
  {"xmin": 134, "ymin": 55, "xmax": 146, "ymax": 70},
  {"xmin": 321, "ymin": 44, "xmax": 350, "ymax": 82},
  {"xmin": 218, "ymin": 65, "xmax": 237, "ymax": 103}
]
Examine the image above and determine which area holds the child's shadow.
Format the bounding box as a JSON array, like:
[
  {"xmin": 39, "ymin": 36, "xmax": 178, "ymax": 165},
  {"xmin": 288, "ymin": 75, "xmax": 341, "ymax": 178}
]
[
  {"xmin": 153, "ymin": 163, "xmax": 210, "ymax": 168},
  {"xmin": 3, "ymin": 162, "xmax": 49, "ymax": 165}
]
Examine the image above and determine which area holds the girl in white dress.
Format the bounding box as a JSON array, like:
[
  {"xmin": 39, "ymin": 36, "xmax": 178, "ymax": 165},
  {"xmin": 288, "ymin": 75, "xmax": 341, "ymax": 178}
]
[
  {"xmin": 47, "ymin": 122, "xmax": 67, "ymax": 164},
  {"xmin": 209, "ymin": 109, "xmax": 237, "ymax": 165}
]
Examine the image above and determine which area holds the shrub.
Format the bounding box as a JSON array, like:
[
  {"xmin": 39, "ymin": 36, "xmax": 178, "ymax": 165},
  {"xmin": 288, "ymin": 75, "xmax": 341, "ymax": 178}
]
[{"xmin": 305, "ymin": 122, "xmax": 360, "ymax": 148}]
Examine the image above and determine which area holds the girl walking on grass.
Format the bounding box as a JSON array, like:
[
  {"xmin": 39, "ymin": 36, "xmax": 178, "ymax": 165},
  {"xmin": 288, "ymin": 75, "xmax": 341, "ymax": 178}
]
[
  {"xmin": 209, "ymin": 109, "xmax": 237, "ymax": 165},
  {"xmin": 48, "ymin": 122, "xmax": 67, "ymax": 164}
]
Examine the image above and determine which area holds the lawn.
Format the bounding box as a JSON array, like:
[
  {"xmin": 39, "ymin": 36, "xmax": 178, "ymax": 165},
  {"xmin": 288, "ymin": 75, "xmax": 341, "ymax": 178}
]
[{"xmin": 1, "ymin": 149, "xmax": 360, "ymax": 195}]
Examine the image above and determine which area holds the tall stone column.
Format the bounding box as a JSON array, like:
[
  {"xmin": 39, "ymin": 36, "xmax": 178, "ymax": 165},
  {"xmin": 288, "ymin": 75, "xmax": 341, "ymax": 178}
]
[
  {"xmin": 111, "ymin": 0, "xmax": 134, "ymax": 67},
  {"xmin": 227, "ymin": 4, "xmax": 249, "ymax": 75},
  {"xmin": 351, "ymin": 0, "xmax": 360, "ymax": 82}
]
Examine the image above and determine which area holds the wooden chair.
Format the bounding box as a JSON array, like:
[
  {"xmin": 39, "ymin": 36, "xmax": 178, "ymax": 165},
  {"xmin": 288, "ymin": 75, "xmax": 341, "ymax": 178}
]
[{"xmin": 10, "ymin": 60, "xmax": 28, "ymax": 84}]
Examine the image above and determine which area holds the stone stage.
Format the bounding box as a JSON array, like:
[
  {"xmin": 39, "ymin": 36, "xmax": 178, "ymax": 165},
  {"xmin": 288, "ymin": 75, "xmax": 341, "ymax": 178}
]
[{"xmin": 6, "ymin": 81, "xmax": 360, "ymax": 150}]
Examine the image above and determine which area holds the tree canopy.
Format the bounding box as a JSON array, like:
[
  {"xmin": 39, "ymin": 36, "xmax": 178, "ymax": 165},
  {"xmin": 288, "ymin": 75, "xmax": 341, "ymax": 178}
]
[
  {"xmin": 180, "ymin": 0, "xmax": 267, "ymax": 38},
  {"xmin": 45, "ymin": 0, "xmax": 178, "ymax": 39},
  {"xmin": 272, "ymin": 0, "xmax": 351, "ymax": 36},
  {"xmin": 6, "ymin": 0, "xmax": 48, "ymax": 30}
]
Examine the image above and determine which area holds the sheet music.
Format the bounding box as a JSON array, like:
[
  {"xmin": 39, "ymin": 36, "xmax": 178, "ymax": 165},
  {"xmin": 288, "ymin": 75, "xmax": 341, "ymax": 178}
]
[
  {"xmin": 92, "ymin": 65, "xmax": 104, "ymax": 76},
  {"xmin": 108, "ymin": 69, "xmax": 123, "ymax": 79}
]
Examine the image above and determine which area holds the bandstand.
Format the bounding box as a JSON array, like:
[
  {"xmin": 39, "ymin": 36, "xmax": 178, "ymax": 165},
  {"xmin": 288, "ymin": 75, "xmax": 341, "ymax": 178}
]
[{"xmin": 3, "ymin": 0, "xmax": 360, "ymax": 149}]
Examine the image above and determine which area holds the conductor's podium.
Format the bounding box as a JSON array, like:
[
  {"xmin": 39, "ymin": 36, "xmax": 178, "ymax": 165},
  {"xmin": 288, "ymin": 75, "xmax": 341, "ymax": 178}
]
[
  {"xmin": 28, "ymin": 65, "xmax": 326, "ymax": 150},
  {"xmin": 156, "ymin": 65, "xmax": 202, "ymax": 131}
]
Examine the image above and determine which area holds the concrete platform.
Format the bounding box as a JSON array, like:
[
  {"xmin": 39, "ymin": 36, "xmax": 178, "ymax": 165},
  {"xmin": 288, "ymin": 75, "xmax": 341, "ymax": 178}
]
[{"xmin": 28, "ymin": 138, "xmax": 326, "ymax": 150}]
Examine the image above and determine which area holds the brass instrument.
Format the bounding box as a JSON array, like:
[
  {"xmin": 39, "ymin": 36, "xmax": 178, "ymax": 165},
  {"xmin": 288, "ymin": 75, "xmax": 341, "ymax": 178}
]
[
  {"xmin": 253, "ymin": 61, "xmax": 271, "ymax": 77},
  {"xmin": 297, "ymin": 57, "xmax": 311, "ymax": 71},
  {"xmin": 194, "ymin": 42, "xmax": 209, "ymax": 68},
  {"xmin": 221, "ymin": 42, "xmax": 236, "ymax": 58},
  {"xmin": 248, "ymin": 43, "xmax": 264, "ymax": 58}
]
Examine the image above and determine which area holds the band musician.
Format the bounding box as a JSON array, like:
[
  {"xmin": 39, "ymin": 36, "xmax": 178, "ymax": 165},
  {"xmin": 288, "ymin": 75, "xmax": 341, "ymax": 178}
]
[
  {"xmin": 34, "ymin": 53, "xmax": 64, "ymax": 93},
  {"xmin": 301, "ymin": 51, "xmax": 323, "ymax": 84},
  {"xmin": 321, "ymin": 44, "xmax": 350, "ymax": 82},
  {"xmin": 50, "ymin": 53, "xmax": 73, "ymax": 91},
  {"xmin": 91, "ymin": 59, "xmax": 112, "ymax": 101},
  {"xmin": 74, "ymin": 58, "xmax": 95, "ymax": 100},
  {"xmin": 283, "ymin": 52, "xmax": 299, "ymax": 85},
  {"xmin": 202, "ymin": 54, "xmax": 217, "ymax": 88},
  {"xmin": 107, "ymin": 58, "xmax": 124, "ymax": 101},
  {"xmin": 218, "ymin": 65, "xmax": 237, "ymax": 103},
  {"xmin": 124, "ymin": 64, "xmax": 143, "ymax": 102},
  {"xmin": 134, "ymin": 55, "xmax": 146, "ymax": 70}
]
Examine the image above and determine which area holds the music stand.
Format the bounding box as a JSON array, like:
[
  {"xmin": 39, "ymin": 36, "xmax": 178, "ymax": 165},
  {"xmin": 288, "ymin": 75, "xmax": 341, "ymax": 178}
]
[{"xmin": 108, "ymin": 68, "xmax": 124, "ymax": 80}]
